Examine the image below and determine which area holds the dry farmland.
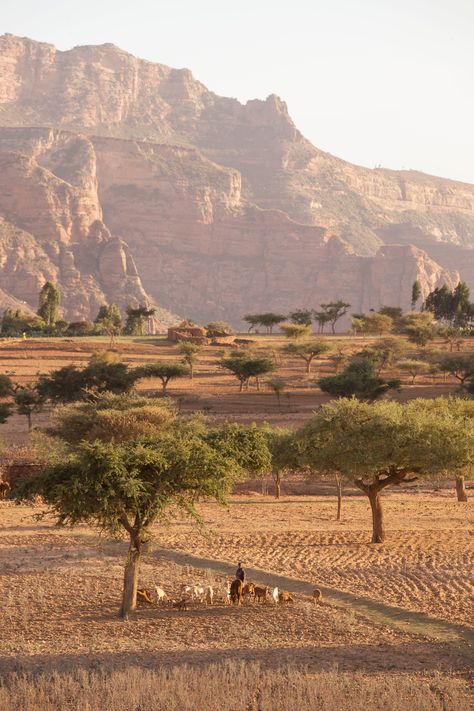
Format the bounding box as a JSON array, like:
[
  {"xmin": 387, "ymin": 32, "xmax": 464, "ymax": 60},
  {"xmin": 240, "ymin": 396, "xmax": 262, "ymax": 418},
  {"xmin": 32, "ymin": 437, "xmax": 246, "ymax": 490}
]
[{"xmin": 0, "ymin": 334, "xmax": 473, "ymax": 709}]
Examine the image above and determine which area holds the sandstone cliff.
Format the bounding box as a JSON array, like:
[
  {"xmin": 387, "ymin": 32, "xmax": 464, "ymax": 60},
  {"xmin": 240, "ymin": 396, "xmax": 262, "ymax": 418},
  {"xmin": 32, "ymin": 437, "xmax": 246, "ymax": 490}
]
[{"xmin": 0, "ymin": 34, "xmax": 470, "ymax": 325}]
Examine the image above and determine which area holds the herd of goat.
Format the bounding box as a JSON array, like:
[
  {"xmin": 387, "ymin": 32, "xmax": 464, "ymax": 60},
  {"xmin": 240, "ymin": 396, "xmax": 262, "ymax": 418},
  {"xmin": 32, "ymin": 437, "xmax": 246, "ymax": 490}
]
[{"xmin": 137, "ymin": 580, "xmax": 323, "ymax": 610}]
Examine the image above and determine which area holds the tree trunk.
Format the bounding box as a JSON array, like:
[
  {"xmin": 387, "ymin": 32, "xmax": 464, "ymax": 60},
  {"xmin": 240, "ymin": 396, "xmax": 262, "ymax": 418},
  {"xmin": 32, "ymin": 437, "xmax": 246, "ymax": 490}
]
[
  {"xmin": 367, "ymin": 488, "xmax": 385, "ymax": 543},
  {"xmin": 306, "ymin": 359, "xmax": 311, "ymax": 374},
  {"xmin": 455, "ymin": 476, "xmax": 468, "ymax": 502},
  {"xmin": 120, "ymin": 531, "xmax": 141, "ymax": 619},
  {"xmin": 275, "ymin": 473, "xmax": 281, "ymax": 500},
  {"xmin": 335, "ymin": 474, "xmax": 343, "ymax": 521},
  {"xmin": 256, "ymin": 376, "xmax": 260, "ymax": 391},
  {"xmin": 190, "ymin": 364, "xmax": 194, "ymax": 380},
  {"xmin": 27, "ymin": 412, "xmax": 32, "ymax": 431}
]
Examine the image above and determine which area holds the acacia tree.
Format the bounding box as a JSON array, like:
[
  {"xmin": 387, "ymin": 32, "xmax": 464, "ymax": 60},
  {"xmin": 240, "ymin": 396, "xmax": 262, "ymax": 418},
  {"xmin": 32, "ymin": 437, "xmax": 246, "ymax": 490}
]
[
  {"xmin": 319, "ymin": 358, "xmax": 401, "ymax": 401},
  {"xmin": 136, "ymin": 362, "xmax": 190, "ymax": 392},
  {"xmin": 178, "ymin": 341, "xmax": 202, "ymax": 379},
  {"xmin": 280, "ymin": 323, "xmax": 312, "ymax": 340},
  {"xmin": 37, "ymin": 282, "xmax": 60, "ymax": 327},
  {"xmin": 266, "ymin": 376, "xmax": 287, "ymax": 406},
  {"xmin": 15, "ymin": 422, "xmax": 270, "ymax": 618},
  {"xmin": 295, "ymin": 398, "xmax": 473, "ymax": 543},
  {"xmin": 437, "ymin": 354, "xmax": 474, "ymax": 390},
  {"xmin": 243, "ymin": 313, "xmax": 286, "ymax": 334},
  {"xmin": 265, "ymin": 428, "xmax": 299, "ymax": 499},
  {"xmin": 313, "ymin": 311, "xmax": 332, "ymax": 334},
  {"xmin": 397, "ymin": 359, "xmax": 429, "ymax": 385},
  {"xmin": 14, "ymin": 385, "xmax": 46, "ymax": 430},
  {"xmin": 283, "ymin": 340, "xmax": 332, "ymax": 374},
  {"xmin": 358, "ymin": 337, "xmax": 406, "ymax": 375},
  {"xmin": 94, "ymin": 304, "xmax": 123, "ymax": 347},
  {"xmin": 220, "ymin": 354, "xmax": 277, "ymax": 391},
  {"xmin": 289, "ymin": 309, "xmax": 313, "ymax": 326},
  {"xmin": 318, "ymin": 301, "xmax": 351, "ymax": 334},
  {"xmin": 37, "ymin": 362, "xmax": 139, "ymax": 403}
]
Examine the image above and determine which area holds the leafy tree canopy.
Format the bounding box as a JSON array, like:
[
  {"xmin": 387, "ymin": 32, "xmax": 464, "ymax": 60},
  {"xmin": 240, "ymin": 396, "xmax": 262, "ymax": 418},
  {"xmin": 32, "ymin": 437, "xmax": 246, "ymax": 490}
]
[{"xmin": 319, "ymin": 358, "xmax": 400, "ymax": 401}]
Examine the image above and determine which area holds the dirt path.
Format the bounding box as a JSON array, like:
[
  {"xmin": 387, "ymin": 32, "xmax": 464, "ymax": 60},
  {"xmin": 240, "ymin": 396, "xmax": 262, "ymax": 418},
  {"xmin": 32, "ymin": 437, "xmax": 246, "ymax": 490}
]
[{"xmin": 155, "ymin": 547, "xmax": 474, "ymax": 654}]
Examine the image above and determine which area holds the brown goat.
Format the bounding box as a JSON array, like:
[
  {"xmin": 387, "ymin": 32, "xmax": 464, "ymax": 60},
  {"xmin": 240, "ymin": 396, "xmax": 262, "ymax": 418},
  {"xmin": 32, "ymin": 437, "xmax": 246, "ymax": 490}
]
[
  {"xmin": 137, "ymin": 588, "xmax": 153, "ymax": 604},
  {"xmin": 278, "ymin": 590, "xmax": 294, "ymax": 604},
  {"xmin": 230, "ymin": 578, "xmax": 244, "ymax": 606},
  {"xmin": 254, "ymin": 585, "xmax": 268, "ymax": 603},
  {"xmin": 172, "ymin": 598, "xmax": 188, "ymax": 611},
  {"xmin": 243, "ymin": 582, "xmax": 255, "ymax": 601},
  {"xmin": 0, "ymin": 480, "xmax": 10, "ymax": 498},
  {"xmin": 312, "ymin": 588, "xmax": 323, "ymax": 604}
]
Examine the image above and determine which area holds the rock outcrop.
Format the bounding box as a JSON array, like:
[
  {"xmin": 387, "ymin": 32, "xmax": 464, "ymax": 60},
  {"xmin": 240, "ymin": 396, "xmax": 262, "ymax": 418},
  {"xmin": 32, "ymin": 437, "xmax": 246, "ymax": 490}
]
[{"xmin": 0, "ymin": 34, "xmax": 471, "ymax": 325}]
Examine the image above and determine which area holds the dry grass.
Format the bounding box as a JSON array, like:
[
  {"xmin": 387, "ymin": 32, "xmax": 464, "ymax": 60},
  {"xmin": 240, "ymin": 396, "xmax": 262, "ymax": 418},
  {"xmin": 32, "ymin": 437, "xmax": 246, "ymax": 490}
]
[{"xmin": 0, "ymin": 663, "xmax": 471, "ymax": 711}]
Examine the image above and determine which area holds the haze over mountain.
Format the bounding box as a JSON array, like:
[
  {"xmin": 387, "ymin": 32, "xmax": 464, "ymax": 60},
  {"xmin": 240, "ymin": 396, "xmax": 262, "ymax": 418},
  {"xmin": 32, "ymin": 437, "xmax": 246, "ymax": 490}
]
[{"xmin": 1, "ymin": 34, "xmax": 473, "ymax": 326}]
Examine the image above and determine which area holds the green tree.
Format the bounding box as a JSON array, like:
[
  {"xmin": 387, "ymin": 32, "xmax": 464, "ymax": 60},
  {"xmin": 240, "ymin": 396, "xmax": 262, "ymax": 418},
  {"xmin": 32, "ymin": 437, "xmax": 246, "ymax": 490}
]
[
  {"xmin": 220, "ymin": 354, "xmax": 277, "ymax": 391},
  {"xmin": 399, "ymin": 312, "xmax": 437, "ymax": 347},
  {"xmin": 318, "ymin": 301, "xmax": 351, "ymax": 334},
  {"xmin": 438, "ymin": 325, "xmax": 464, "ymax": 353},
  {"xmin": 124, "ymin": 305, "xmax": 156, "ymax": 336},
  {"xmin": 289, "ymin": 309, "xmax": 313, "ymax": 326},
  {"xmin": 94, "ymin": 304, "xmax": 123, "ymax": 346},
  {"xmin": 295, "ymin": 398, "xmax": 473, "ymax": 542},
  {"xmin": 280, "ymin": 323, "xmax": 312, "ymax": 340},
  {"xmin": 37, "ymin": 282, "xmax": 60, "ymax": 327},
  {"xmin": 266, "ymin": 428, "xmax": 299, "ymax": 499},
  {"xmin": 0, "ymin": 402, "xmax": 13, "ymax": 424},
  {"xmin": 136, "ymin": 362, "xmax": 190, "ymax": 392},
  {"xmin": 437, "ymin": 353, "xmax": 474, "ymax": 390},
  {"xmin": 283, "ymin": 340, "xmax": 332, "ymax": 374},
  {"xmin": 47, "ymin": 393, "xmax": 175, "ymax": 446},
  {"xmin": 411, "ymin": 280, "xmax": 422, "ymax": 310},
  {"xmin": 15, "ymin": 423, "xmax": 270, "ymax": 618},
  {"xmin": 319, "ymin": 358, "xmax": 400, "ymax": 401},
  {"xmin": 37, "ymin": 362, "xmax": 139, "ymax": 403},
  {"xmin": 14, "ymin": 385, "xmax": 46, "ymax": 430},
  {"xmin": 177, "ymin": 341, "xmax": 202, "ymax": 379},
  {"xmin": 359, "ymin": 337, "xmax": 406, "ymax": 375},
  {"xmin": 266, "ymin": 376, "xmax": 288, "ymax": 405},
  {"xmin": 358, "ymin": 313, "xmax": 394, "ymax": 336},
  {"xmin": 313, "ymin": 311, "xmax": 332, "ymax": 334},
  {"xmin": 205, "ymin": 321, "xmax": 234, "ymax": 337},
  {"xmin": 397, "ymin": 359, "xmax": 429, "ymax": 385},
  {"xmin": 243, "ymin": 313, "xmax": 286, "ymax": 334},
  {"xmin": 0, "ymin": 374, "xmax": 13, "ymax": 397},
  {"xmin": 243, "ymin": 314, "xmax": 261, "ymax": 333},
  {"xmin": 379, "ymin": 306, "xmax": 403, "ymax": 321}
]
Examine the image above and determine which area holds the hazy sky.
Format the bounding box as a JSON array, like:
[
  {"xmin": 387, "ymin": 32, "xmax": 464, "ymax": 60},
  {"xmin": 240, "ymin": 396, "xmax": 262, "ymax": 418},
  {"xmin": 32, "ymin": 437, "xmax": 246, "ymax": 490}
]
[{"xmin": 2, "ymin": 0, "xmax": 474, "ymax": 183}]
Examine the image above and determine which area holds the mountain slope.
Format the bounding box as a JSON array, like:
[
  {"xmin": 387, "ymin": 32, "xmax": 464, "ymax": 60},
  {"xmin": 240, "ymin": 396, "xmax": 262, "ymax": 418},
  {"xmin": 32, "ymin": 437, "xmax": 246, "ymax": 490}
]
[{"xmin": 0, "ymin": 33, "xmax": 471, "ymax": 324}]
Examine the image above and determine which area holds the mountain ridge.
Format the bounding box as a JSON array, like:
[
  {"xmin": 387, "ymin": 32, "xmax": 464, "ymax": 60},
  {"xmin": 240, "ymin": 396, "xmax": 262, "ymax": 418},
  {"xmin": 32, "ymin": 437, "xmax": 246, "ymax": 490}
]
[{"xmin": 0, "ymin": 34, "xmax": 472, "ymax": 326}]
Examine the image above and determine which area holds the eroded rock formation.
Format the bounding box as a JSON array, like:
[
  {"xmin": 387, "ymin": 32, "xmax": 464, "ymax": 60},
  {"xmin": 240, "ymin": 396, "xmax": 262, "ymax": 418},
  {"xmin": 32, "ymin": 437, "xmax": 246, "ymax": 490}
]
[{"xmin": 0, "ymin": 34, "xmax": 471, "ymax": 325}]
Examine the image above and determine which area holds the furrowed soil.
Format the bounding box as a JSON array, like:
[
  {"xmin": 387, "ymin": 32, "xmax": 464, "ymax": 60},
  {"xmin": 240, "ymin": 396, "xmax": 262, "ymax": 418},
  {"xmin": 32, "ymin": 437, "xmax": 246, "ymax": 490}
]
[{"xmin": 0, "ymin": 335, "xmax": 473, "ymax": 707}]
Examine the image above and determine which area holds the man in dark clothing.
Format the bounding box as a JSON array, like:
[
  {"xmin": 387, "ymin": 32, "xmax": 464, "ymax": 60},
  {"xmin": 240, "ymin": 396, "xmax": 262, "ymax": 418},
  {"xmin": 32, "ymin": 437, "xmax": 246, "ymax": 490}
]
[{"xmin": 236, "ymin": 562, "xmax": 245, "ymax": 582}]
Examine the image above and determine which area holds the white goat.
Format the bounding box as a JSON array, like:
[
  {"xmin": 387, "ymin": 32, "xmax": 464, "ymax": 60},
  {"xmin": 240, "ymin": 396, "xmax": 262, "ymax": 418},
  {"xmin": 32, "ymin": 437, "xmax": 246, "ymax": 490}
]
[
  {"xmin": 205, "ymin": 585, "xmax": 214, "ymax": 605},
  {"xmin": 155, "ymin": 586, "xmax": 167, "ymax": 604},
  {"xmin": 193, "ymin": 584, "xmax": 206, "ymax": 601},
  {"xmin": 272, "ymin": 587, "xmax": 279, "ymax": 604}
]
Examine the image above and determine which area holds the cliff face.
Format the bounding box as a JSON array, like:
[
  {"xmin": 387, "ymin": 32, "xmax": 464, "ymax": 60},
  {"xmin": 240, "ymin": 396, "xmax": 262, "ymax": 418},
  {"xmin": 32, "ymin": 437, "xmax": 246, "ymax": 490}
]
[{"xmin": 0, "ymin": 34, "xmax": 470, "ymax": 325}]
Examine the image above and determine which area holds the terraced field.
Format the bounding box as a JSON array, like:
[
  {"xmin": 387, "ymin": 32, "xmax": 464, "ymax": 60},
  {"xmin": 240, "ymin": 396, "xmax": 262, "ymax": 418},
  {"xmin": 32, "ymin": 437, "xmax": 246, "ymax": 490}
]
[{"xmin": 158, "ymin": 494, "xmax": 474, "ymax": 627}]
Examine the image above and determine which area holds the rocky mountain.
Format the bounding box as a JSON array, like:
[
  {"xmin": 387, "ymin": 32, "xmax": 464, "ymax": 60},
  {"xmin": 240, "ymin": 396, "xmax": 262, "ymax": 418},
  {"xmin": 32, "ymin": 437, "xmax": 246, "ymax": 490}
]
[{"xmin": 0, "ymin": 33, "xmax": 472, "ymax": 327}]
